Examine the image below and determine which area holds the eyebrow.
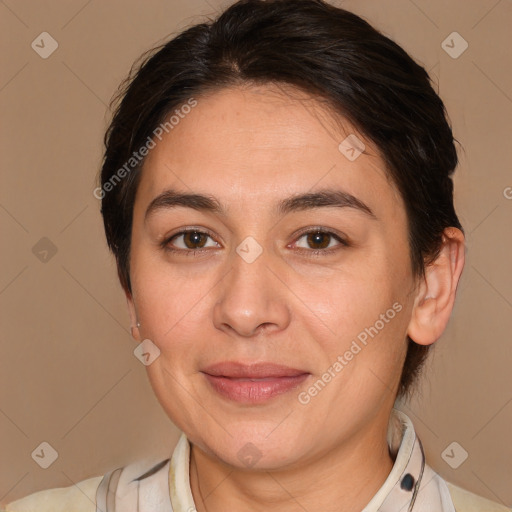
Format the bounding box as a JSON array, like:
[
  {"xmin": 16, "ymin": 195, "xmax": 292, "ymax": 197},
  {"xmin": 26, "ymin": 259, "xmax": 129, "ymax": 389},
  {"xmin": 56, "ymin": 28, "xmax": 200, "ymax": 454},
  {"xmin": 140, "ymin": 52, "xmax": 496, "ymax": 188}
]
[{"xmin": 144, "ymin": 188, "xmax": 377, "ymax": 221}]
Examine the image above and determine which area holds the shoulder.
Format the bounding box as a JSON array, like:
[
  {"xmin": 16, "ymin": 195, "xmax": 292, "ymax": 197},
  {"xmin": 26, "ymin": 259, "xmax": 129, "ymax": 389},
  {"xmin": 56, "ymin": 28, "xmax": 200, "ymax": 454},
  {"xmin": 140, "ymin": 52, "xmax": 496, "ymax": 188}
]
[
  {"xmin": 446, "ymin": 481, "xmax": 511, "ymax": 512},
  {"xmin": 0, "ymin": 452, "xmax": 173, "ymax": 512},
  {"xmin": 1, "ymin": 475, "xmax": 103, "ymax": 512}
]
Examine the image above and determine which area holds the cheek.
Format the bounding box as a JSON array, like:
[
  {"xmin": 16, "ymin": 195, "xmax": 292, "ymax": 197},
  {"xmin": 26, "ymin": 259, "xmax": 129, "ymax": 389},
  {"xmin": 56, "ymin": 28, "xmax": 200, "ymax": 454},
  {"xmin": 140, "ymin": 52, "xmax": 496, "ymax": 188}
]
[
  {"xmin": 293, "ymin": 257, "xmax": 409, "ymax": 392},
  {"xmin": 310, "ymin": 288, "xmax": 407, "ymax": 406},
  {"xmin": 298, "ymin": 256, "xmax": 403, "ymax": 339},
  {"xmin": 129, "ymin": 249, "xmax": 210, "ymax": 353},
  {"xmin": 310, "ymin": 283, "xmax": 407, "ymax": 368}
]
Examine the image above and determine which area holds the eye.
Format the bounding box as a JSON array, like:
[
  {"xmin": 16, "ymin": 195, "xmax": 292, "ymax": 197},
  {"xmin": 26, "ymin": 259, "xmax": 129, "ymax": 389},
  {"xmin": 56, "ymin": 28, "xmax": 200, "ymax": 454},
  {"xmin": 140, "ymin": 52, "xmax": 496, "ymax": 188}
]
[
  {"xmin": 161, "ymin": 227, "xmax": 349, "ymax": 257},
  {"xmin": 163, "ymin": 229, "xmax": 219, "ymax": 255},
  {"xmin": 292, "ymin": 228, "xmax": 349, "ymax": 255}
]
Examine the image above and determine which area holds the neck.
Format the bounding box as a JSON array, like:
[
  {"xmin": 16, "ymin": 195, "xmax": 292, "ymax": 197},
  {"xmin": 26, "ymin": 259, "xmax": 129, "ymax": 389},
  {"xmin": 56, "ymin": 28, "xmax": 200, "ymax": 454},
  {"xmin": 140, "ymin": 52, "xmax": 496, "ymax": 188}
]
[{"xmin": 189, "ymin": 412, "xmax": 395, "ymax": 512}]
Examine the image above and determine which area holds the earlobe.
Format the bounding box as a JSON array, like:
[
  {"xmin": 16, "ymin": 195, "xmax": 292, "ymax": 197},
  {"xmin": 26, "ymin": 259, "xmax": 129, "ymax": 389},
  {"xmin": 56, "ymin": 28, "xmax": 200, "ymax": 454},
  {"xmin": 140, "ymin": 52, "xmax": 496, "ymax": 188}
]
[
  {"xmin": 125, "ymin": 291, "xmax": 142, "ymax": 342},
  {"xmin": 407, "ymin": 227, "xmax": 465, "ymax": 346}
]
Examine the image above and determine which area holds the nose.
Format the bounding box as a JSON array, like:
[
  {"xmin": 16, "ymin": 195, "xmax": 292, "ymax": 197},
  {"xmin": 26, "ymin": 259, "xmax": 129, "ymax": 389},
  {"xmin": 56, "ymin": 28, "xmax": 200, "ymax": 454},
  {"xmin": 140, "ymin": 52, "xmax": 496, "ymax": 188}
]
[{"xmin": 213, "ymin": 245, "xmax": 292, "ymax": 338}]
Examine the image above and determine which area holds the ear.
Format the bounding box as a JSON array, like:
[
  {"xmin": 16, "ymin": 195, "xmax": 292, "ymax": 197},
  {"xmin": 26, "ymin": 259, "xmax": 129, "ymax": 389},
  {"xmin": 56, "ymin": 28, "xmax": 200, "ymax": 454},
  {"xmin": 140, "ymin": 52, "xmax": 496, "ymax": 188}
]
[
  {"xmin": 407, "ymin": 227, "xmax": 465, "ymax": 346},
  {"xmin": 125, "ymin": 290, "xmax": 142, "ymax": 342}
]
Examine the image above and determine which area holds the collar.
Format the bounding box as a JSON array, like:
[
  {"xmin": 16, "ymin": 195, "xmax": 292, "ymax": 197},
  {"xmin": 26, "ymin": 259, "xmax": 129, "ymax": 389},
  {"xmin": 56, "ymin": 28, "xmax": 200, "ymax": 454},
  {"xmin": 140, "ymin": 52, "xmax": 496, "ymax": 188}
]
[{"xmin": 168, "ymin": 408, "xmax": 455, "ymax": 512}]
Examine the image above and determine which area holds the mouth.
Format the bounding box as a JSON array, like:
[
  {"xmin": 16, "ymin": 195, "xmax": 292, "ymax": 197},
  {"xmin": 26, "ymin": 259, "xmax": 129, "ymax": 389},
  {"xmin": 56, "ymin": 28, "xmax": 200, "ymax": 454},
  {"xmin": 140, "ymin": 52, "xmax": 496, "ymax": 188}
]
[{"xmin": 201, "ymin": 361, "xmax": 310, "ymax": 404}]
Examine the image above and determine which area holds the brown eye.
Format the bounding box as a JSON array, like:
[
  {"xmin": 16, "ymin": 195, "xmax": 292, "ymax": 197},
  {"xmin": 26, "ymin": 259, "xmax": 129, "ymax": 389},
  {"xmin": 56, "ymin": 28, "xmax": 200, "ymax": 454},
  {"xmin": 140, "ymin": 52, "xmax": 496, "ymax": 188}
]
[
  {"xmin": 294, "ymin": 229, "xmax": 348, "ymax": 253},
  {"xmin": 164, "ymin": 229, "xmax": 219, "ymax": 254},
  {"xmin": 182, "ymin": 231, "xmax": 209, "ymax": 249},
  {"xmin": 305, "ymin": 231, "xmax": 332, "ymax": 250}
]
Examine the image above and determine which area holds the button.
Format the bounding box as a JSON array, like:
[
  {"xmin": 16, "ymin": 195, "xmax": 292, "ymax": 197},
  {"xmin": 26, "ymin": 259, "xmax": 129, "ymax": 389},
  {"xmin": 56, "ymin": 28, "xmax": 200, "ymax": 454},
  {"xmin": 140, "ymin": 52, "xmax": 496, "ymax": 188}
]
[{"xmin": 401, "ymin": 473, "xmax": 415, "ymax": 491}]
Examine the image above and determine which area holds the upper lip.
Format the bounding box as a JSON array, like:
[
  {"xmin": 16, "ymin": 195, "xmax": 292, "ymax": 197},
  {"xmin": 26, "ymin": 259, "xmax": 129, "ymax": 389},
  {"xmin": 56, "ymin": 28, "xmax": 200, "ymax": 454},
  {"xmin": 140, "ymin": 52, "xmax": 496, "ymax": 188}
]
[{"xmin": 202, "ymin": 361, "xmax": 309, "ymax": 379}]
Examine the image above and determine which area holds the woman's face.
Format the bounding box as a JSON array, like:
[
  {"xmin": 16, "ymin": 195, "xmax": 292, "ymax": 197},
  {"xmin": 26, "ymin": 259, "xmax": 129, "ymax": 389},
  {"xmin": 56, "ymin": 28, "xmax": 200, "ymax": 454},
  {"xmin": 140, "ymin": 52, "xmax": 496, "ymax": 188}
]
[{"xmin": 127, "ymin": 83, "xmax": 419, "ymax": 469}]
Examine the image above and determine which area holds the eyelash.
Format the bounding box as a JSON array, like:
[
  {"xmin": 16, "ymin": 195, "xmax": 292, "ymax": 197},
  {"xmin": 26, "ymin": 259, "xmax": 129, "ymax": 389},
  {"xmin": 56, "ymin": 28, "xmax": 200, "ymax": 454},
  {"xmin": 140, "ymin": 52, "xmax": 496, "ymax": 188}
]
[{"xmin": 160, "ymin": 227, "xmax": 350, "ymax": 258}]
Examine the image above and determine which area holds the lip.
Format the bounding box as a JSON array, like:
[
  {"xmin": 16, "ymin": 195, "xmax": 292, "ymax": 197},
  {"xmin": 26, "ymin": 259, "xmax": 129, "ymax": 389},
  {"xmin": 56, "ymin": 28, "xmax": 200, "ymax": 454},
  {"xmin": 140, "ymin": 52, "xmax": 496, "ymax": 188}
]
[{"xmin": 201, "ymin": 362, "xmax": 310, "ymax": 404}]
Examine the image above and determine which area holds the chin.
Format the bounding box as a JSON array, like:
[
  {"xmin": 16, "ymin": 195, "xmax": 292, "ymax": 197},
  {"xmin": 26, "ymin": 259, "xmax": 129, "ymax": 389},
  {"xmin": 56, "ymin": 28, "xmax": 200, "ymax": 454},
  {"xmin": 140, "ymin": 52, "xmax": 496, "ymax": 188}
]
[{"xmin": 198, "ymin": 426, "xmax": 309, "ymax": 471}]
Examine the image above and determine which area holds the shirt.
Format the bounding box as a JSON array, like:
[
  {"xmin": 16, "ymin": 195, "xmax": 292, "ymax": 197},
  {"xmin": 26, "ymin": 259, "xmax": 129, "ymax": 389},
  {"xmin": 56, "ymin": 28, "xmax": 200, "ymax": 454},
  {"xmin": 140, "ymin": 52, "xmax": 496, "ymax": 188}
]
[{"xmin": 2, "ymin": 409, "xmax": 510, "ymax": 511}]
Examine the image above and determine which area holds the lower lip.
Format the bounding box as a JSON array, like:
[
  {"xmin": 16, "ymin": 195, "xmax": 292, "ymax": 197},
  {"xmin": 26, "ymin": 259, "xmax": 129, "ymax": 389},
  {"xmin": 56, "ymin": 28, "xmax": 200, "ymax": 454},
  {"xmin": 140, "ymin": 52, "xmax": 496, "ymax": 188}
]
[{"xmin": 203, "ymin": 373, "xmax": 310, "ymax": 404}]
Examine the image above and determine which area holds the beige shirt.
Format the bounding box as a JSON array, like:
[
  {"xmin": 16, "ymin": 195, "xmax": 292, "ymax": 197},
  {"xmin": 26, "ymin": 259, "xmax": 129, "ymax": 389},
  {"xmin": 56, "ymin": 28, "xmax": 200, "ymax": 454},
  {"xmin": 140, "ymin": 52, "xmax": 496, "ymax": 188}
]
[{"xmin": 2, "ymin": 410, "xmax": 510, "ymax": 511}]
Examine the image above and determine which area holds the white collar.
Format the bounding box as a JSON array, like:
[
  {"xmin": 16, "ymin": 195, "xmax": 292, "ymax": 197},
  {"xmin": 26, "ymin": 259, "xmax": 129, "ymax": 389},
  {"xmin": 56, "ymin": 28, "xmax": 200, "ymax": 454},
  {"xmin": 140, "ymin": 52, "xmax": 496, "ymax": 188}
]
[{"xmin": 168, "ymin": 408, "xmax": 456, "ymax": 512}]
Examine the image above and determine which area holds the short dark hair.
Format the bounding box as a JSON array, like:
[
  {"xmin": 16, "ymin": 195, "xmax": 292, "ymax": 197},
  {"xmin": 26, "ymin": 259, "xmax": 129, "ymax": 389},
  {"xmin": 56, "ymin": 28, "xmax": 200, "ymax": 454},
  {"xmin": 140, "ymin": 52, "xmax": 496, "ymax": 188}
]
[{"xmin": 99, "ymin": 0, "xmax": 463, "ymax": 399}]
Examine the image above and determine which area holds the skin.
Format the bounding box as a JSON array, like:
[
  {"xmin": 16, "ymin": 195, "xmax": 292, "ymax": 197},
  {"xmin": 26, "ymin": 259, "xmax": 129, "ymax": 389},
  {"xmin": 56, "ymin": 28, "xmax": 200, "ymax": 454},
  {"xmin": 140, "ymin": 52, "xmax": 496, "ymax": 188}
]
[{"xmin": 125, "ymin": 83, "xmax": 465, "ymax": 512}]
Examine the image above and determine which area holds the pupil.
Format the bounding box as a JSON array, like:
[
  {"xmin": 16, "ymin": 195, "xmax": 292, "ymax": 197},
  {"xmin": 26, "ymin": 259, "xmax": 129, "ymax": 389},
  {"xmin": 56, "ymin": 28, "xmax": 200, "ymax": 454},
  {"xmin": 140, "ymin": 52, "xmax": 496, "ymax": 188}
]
[
  {"xmin": 308, "ymin": 232, "xmax": 329, "ymax": 249},
  {"xmin": 186, "ymin": 231, "xmax": 205, "ymax": 249}
]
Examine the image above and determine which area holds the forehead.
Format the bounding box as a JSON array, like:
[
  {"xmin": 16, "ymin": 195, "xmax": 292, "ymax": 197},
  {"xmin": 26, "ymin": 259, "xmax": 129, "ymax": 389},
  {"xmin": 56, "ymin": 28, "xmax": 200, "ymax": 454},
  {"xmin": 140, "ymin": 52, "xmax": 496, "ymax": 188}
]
[{"xmin": 136, "ymin": 83, "xmax": 403, "ymax": 218}]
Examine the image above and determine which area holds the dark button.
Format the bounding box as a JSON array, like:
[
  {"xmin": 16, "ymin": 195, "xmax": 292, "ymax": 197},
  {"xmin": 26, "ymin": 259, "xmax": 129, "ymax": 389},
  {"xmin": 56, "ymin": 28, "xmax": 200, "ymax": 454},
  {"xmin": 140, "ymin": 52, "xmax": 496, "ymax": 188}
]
[{"xmin": 401, "ymin": 473, "xmax": 415, "ymax": 491}]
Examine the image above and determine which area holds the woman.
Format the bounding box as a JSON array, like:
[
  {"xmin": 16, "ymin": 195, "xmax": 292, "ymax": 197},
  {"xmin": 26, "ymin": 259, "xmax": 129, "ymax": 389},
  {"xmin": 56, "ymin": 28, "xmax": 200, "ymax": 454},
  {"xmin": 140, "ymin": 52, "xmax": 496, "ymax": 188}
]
[{"xmin": 3, "ymin": 0, "xmax": 509, "ymax": 511}]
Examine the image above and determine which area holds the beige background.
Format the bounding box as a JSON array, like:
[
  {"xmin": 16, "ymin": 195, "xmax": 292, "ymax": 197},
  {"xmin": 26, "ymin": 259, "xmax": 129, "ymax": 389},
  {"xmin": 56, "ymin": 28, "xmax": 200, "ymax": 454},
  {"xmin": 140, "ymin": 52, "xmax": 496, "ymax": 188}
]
[{"xmin": 1, "ymin": 0, "xmax": 511, "ymax": 507}]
